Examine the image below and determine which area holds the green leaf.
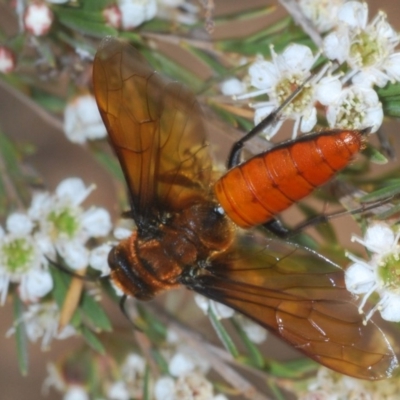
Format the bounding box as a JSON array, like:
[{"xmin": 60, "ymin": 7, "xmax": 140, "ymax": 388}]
[
  {"xmin": 50, "ymin": 265, "xmax": 72, "ymax": 308},
  {"xmin": 136, "ymin": 303, "xmax": 167, "ymax": 339},
  {"xmin": 140, "ymin": 18, "xmax": 176, "ymax": 32},
  {"xmin": 187, "ymin": 46, "xmax": 227, "ymax": 77},
  {"xmin": 80, "ymin": 292, "xmax": 112, "ymax": 332},
  {"xmin": 359, "ymin": 183, "xmax": 400, "ymax": 202},
  {"xmin": 144, "ymin": 50, "xmax": 203, "ymax": 92},
  {"xmin": 57, "ymin": 31, "xmax": 97, "ymax": 58},
  {"xmin": 362, "ymin": 144, "xmax": 388, "ymax": 165},
  {"xmin": 32, "ymin": 89, "xmax": 66, "ymax": 113},
  {"xmin": 92, "ymin": 149, "xmax": 124, "ymax": 182},
  {"xmin": 377, "ymin": 81, "xmax": 400, "ymax": 98},
  {"xmin": 215, "ymin": 4, "xmax": 276, "ymax": 24},
  {"xmin": 143, "ymin": 365, "xmax": 151, "ymax": 400},
  {"xmin": 231, "ymin": 317, "xmax": 264, "ymax": 368},
  {"xmin": 268, "ymin": 358, "xmax": 317, "ymax": 378},
  {"xmin": 0, "ymin": 129, "xmax": 31, "ymax": 211},
  {"xmin": 81, "ymin": 326, "xmax": 106, "ymax": 354},
  {"xmin": 151, "ymin": 348, "xmax": 169, "ymax": 374},
  {"xmin": 377, "ymin": 82, "xmax": 400, "ymax": 117},
  {"xmin": 267, "ymin": 378, "xmax": 287, "ymax": 400},
  {"xmin": 80, "ymin": 0, "xmax": 112, "ymax": 11},
  {"xmin": 208, "ymin": 307, "xmax": 239, "ymax": 358},
  {"xmin": 54, "ymin": 7, "xmax": 118, "ymax": 37},
  {"xmin": 13, "ymin": 293, "xmax": 29, "ymax": 376},
  {"xmin": 246, "ymin": 15, "xmax": 292, "ymax": 43}
]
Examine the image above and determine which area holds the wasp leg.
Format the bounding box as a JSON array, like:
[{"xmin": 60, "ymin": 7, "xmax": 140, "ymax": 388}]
[{"xmin": 227, "ymin": 75, "xmax": 313, "ymax": 169}]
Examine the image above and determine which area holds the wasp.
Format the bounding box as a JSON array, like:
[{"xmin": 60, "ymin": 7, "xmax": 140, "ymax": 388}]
[{"xmin": 93, "ymin": 37, "xmax": 397, "ymax": 380}]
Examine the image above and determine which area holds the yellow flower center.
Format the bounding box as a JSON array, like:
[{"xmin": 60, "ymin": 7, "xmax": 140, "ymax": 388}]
[
  {"xmin": 274, "ymin": 75, "xmax": 313, "ymax": 116},
  {"xmin": 2, "ymin": 238, "xmax": 34, "ymax": 273}
]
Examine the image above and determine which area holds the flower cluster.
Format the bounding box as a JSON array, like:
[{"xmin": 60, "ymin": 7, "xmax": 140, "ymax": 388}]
[
  {"xmin": 17, "ymin": 0, "xmax": 197, "ymax": 42},
  {"xmin": 44, "ymin": 333, "xmax": 229, "ymax": 400},
  {"xmin": 154, "ymin": 328, "xmax": 228, "ymax": 400},
  {"xmin": 345, "ymin": 222, "xmax": 400, "ymax": 322},
  {"xmin": 2, "ymin": 177, "xmax": 111, "ymax": 346},
  {"xmin": 299, "ymin": 366, "xmax": 400, "ymax": 399},
  {"xmin": 63, "ymin": 94, "xmax": 107, "ymax": 144},
  {"xmin": 103, "ymin": 0, "xmax": 198, "ymax": 30},
  {"xmin": 7, "ymin": 302, "xmax": 76, "ymax": 350},
  {"xmin": 0, "ymin": 46, "xmax": 16, "ymax": 74},
  {"xmin": 230, "ymin": 1, "xmax": 399, "ymax": 139},
  {"xmin": 44, "ymin": 352, "xmax": 146, "ymax": 400}
]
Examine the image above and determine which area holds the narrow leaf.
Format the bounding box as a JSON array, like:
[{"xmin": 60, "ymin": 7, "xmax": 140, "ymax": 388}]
[
  {"xmin": 231, "ymin": 317, "xmax": 264, "ymax": 368},
  {"xmin": 80, "ymin": 291, "xmax": 112, "ymax": 332},
  {"xmin": 81, "ymin": 326, "xmax": 105, "ymax": 354},
  {"xmin": 208, "ymin": 307, "xmax": 239, "ymax": 358},
  {"xmin": 360, "ymin": 184, "xmax": 400, "ymax": 202},
  {"xmin": 13, "ymin": 293, "xmax": 29, "ymax": 375}
]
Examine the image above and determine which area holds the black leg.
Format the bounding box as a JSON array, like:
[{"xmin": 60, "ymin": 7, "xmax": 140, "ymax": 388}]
[{"xmin": 227, "ymin": 74, "xmax": 314, "ymax": 169}]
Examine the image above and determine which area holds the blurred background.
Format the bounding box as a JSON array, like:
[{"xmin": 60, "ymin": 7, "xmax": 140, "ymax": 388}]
[{"xmin": 0, "ymin": 0, "xmax": 399, "ymax": 398}]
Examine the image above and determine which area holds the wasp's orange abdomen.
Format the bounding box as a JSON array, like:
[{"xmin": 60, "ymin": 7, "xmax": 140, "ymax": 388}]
[{"xmin": 214, "ymin": 130, "xmax": 365, "ymax": 228}]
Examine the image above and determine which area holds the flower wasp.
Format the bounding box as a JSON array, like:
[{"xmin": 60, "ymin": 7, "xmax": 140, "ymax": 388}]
[{"xmin": 93, "ymin": 37, "xmax": 398, "ymax": 380}]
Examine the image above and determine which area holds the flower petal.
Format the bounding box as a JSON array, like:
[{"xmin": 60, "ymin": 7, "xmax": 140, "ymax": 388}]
[
  {"xmin": 338, "ymin": 1, "xmax": 368, "ymax": 29},
  {"xmin": 345, "ymin": 262, "xmax": 375, "ymax": 294},
  {"xmin": 56, "ymin": 178, "xmax": 93, "ymax": 206},
  {"xmin": 58, "ymin": 241, "xmax": 89, "ymax": 270},
  {"xmin": 19, "ymin": 269, "xmax": 53, "ymax": 302},
  {"xmin": 6, "ymin": 213, "xmax": 33, "ymax": 236},
  {"xmin": 89, "ymin": 244, "xmax": 112, "ymax": 276},
  {"xmin": 379, "ymin": 293, "xmax": 400, "ymax": 322},
  {"xmin": 81, "ymin": 207, "xmax": 112, "ymax": 237},
  {"xmin": 249, "ymin": 59, "xmax": 279, "ymax": 90}
]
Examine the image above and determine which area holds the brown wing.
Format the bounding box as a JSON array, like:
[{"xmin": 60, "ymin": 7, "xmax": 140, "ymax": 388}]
[
  {"xmin": 183, "ymin": 230, "xmax": 398, "ymax": 380},
  {"xmin": 93, "ymin": 37, "xmax": 212, "ymax": 225}
]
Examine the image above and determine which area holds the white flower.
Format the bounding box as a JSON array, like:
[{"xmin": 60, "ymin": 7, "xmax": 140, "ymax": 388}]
[
  {"xmin": 345, "ymin": 222, "xmax": 400, "ymax": 322},
  {"xmin": 0, "ymin": 46, "xmax": 16, "ymax": 74},
  {"xmin": 0, "ymin": 213, "xmax": 50, "ymax": 305},
  {"xmin": 238, "ymin": 44, "xmax": 335, "ymax": 138},
  {"xmin": 107, "ymin": 381, "xmax": 130, "ymax": 400},
  {"xmin": 29, "ymin": 178, "xmax": 111, "ymax": 271},
  {"xmin": 220, "ymin": 78, "xmax": 246, "ymax": 96},
  {"xmin": 155, "ymin": 372, "xmax": 218, "ymax": 400},
  {"xmin": 23, "ymin": 3, "xmax": 54, "ymax": 36},
  {"xmin": 90, "ymin": 243, "xmax": 112, "ymax": 276},
  {"xmin": 175, "ymin": 371, "xmax": 214, "ymax": 400},
  {"xmin": 154, "ymin": 377, "xmax": 175, "ymax": 400},
  {"xmin": 64, "ymin": 386, "xmax": 90, "ymax": 400},
  {"xmin": 103, "ymin": 5, "xmax": 122, "ymax": 29},
  {"xmin": 7, "ymin": 302, "xmax": 76, "ymax": 350},
  {"xmin": 118, "ymin": 0, "xmax": 157, "ymax": 30},
  {"xmin": 113, "ymin": 219, "xmax": 135, "ymax": 240},
  {"xmin": 194, "ymin": 294, "xmax": 235, "ymax": 319},
  {"xmin": 298, "ymin": 0, "xmax": 345, "ymax": 32},
  {"xmin": 301, "ymin": 366, "xmax": 400, "ymax": 400},
  {"xmin": 326, "ymin": 84, "xmax": 383, "ymax": 132},
  {"xmin": 121, "ymin": 353, "xmax": 146, "ymax": 381},
  {"xmin": 158, "ymin": 0, "xmax": 185, "ymax": 6},
  {"xmin": 18, "ymin": 268, "xmax": 53, "ymax": 303},
  {"xmin": 169, "ymin": 352, "xmax": 196, "ymax": 377},
  {"xmin": 46, "ymin": 0, "xmax": 69, "ymax": 3},
  {"xmin": 238, "ymin": 317, "xmax": 267, "ymax": 344},
  {"xmin": 64, "ymin": 94, "xmax": 107, "ymax": 144},
  {"xmin": 323, "ymin": 1, "xmax": 400, "ymax": 87}
]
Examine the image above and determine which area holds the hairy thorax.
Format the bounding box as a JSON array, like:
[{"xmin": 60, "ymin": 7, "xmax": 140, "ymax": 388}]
[{"xmin": 108, "ymin": 199, "xmax": 234, "ymax": 300}]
